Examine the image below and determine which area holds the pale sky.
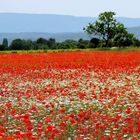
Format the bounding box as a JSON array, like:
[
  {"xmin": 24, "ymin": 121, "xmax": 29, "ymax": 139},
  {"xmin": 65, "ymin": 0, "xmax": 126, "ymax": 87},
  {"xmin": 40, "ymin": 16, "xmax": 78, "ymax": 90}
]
[{"xmin": 0, "ymin": 0, "xmax": 140, "ymax": 18}]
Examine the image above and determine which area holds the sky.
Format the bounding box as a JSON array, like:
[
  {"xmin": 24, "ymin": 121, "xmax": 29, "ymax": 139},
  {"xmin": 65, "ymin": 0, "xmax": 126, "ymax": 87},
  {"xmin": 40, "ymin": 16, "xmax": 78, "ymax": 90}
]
[{"xmin": 0, "ymin": 0, "xmax": 140, "ymax": 18}]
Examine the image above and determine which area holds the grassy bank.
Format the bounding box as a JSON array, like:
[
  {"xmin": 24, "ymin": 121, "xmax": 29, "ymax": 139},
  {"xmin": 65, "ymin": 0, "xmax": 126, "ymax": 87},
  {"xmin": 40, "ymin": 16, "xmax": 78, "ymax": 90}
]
[{"xmin": 0, "ymin": 47, "xmax": 140, "ymax": 53}]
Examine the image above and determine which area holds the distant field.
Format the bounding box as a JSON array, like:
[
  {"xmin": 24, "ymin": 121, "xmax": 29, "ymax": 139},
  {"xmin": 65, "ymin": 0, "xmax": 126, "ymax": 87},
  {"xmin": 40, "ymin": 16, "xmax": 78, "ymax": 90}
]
[
  {"xmin": 1, "ymin": 47, "xmax": 140, "ymax": 54},
  {"xmin": 0, "ymin": 52, "xmax": 140, "ymax": 139}
]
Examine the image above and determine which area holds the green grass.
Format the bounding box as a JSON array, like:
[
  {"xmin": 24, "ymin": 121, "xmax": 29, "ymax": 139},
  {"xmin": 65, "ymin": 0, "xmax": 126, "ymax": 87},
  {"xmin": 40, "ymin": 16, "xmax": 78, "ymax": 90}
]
[{"xmin": 0, "ymin": 47, "xmax": 140, "ymax": 54}]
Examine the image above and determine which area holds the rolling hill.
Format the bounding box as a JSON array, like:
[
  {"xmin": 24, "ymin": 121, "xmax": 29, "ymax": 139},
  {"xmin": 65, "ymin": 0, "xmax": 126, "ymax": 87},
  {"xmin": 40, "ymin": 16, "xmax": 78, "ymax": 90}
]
[{"xmin": 0, "ymin": 13, "xmax": 140, "ymax": 43}]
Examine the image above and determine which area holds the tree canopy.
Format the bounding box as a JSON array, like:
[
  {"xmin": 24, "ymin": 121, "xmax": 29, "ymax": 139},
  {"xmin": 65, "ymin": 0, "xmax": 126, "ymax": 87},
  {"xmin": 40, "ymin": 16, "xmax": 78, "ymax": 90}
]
[{"xmin": 84, "ymin": 11, "xmax": 135, "ymax": 47}]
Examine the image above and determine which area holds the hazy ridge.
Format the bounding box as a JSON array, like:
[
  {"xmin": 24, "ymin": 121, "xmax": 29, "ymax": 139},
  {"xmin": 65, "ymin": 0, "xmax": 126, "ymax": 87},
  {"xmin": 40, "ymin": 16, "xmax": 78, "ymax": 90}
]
[{"xmin": 0, "ymin": 13, "xmax": 140, "ymax": 43}]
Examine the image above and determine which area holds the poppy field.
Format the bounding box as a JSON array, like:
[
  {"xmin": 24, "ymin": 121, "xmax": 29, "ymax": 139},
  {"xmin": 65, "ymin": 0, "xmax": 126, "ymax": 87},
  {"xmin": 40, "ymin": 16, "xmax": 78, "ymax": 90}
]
[{"xmin": 0, "ymin": 52, "xmax": 140, "ymax": 140}]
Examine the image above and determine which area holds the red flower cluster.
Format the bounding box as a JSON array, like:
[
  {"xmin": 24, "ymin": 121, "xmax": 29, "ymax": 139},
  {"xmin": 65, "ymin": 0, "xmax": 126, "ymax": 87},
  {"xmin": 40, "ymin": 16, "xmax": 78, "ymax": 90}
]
[{"xmin": 0, "ymin": 52, "xmax": 140, "ymax": 139}]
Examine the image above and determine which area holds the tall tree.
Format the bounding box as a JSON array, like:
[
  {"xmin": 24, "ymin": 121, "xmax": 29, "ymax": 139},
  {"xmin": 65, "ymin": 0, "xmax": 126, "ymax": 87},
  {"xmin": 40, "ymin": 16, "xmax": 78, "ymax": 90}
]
[
  {"xmin": 84, "ymin": 11, "xmax": 135, "ymax": 47},
  {"xmin": 2, "ymin": 38, "xmax": 8, "ymax": 49},
  {"xmin": 47, "ymin": 38, "xmax": 56, "ymax": 49}
]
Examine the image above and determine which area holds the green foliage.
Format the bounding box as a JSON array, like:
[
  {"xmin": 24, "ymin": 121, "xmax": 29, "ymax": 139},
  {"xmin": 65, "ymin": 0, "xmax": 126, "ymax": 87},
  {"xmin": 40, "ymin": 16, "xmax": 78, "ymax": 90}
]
[
  {"xmin": 113, "ymin": 24, "xmax": 134, "ymax": 47},
  {"xmin": 132, "ymin": 38, "xmax": 140, "ymax": 47},
  {"xmin": 48, "ymin": 38, "xmax": 56, "ymax": 49},
  {"xmin": 35, "ymin": 37, "xmax": 56, "ymax": 49},
  {"xmin": 58, "ymin": 40, "xmax": 78, "ymax": 49},
  {"xmin": 77, "ymin": 39, "xmax": 89, "ymax": 49},
  {"xmin": 2, "ymin": 38, "xmax": 8, "ymax": 49},
  {"xmin": 89, "ymin": 38, "xmax": 100, "ymax": 48},
  {"xmin": 84, "ymin": 11, "xmax": 136, "ymax": 47},
  {"xmin": 36, "ymin": 38, "xmax": 48, "ymax": 44},
  {"xmin": 25, "ymin": 40, "xmax": 34, "ymax": 50},
  {"xmin": 0, "ymin": 44, "xmax": 5, "ymax": 51},
  {"xmin": 10, "ymin": 39, "xmax": 33, "ymax": 50},
  {"xmin": 10, "ymin": 39, "xmax": 23, "ymax": 50},
  {"xmin": 35, "ymin": 44, "xmax": 49, "ymax": 50}
]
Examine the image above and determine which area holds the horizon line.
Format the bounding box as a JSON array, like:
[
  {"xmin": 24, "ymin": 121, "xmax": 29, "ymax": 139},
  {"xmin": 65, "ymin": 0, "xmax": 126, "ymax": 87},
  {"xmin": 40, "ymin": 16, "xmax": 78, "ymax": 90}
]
[{"xmin": 0, "ymin": 12, "xmax": 140, "ymax": 19}]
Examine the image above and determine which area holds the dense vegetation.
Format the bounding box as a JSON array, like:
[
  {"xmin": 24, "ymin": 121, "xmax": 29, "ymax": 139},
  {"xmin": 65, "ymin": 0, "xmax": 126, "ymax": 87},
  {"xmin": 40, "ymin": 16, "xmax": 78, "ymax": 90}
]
[
  {"xmin": 0, "ymin": 36, "xmax": 140, "ymax": 51},
  {"xmin": 84, "ymin": 11, "xmax": 140, "ymax": 48},
  {"xmin": 0, "ymin": 11, "xmax": 140, "ymax": 51}
]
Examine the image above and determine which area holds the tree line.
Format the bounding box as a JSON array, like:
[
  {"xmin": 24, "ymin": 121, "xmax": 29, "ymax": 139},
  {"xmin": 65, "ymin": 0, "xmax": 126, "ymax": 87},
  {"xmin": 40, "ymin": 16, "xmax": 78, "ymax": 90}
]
[
  {"xmin": 0, "ymin": 36, "xmax": 140, "ymax": 51},
  {"xmin": 0, "ymin": 11, "xmax": 140, "ymax": 51},
  {"xmin": 0, "ymin": 37, "xmax": 100, "ymax": 51}
]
